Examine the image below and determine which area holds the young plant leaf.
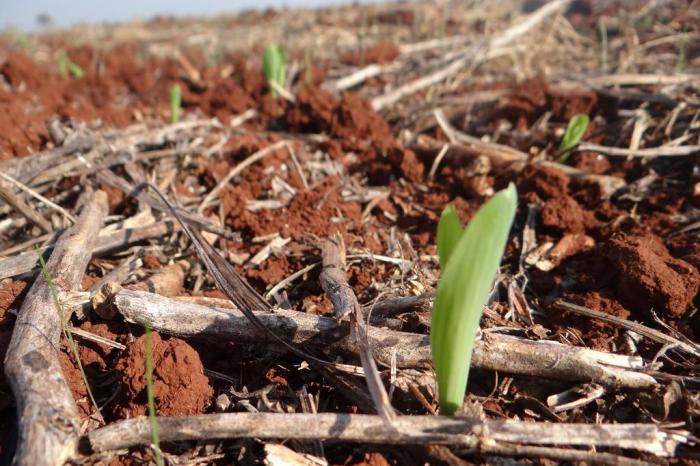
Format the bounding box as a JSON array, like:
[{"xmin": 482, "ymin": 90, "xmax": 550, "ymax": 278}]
[
  {"xmin": 431, "ymin": 183, "xmax": 517, "ymax": 415},
  {"xmin": 68, "ymin": 62, "xmax": 84, "ymax": 79},
  {"xmin": 557, "ymin": 114, "xmax": 589, "ymax": 163},
  {"xmin": 169, "ymin": 84, "xmax": 181, "ymax": 124},
  {"xmin": 57, "ymin": 49, "xmax": 69, "ymax": 77},
  {"xmin": 263, "ymin": 44, "xmax": 286, "ymax": 98},
  {"xmin": 144, "ymin": 323, "xmax": 164, "ymax": 466},
  {"xmin": 436, "ymin": 205, "xmax": 464, "ymax": 271}
]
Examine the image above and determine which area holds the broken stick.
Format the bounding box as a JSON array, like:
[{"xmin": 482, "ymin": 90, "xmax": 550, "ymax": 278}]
[
  {"xmin": 4, "ymin": 190, "xmax": 109, "ymax": 466},
  {"xmin": 320, "ymin": 236, "xmax": 395, "ymax": 423},
  {"xmin": 83, "ymin": 412, "xmax": 688, "ymax": 459},
  {"xmin": 92, "ymin": 289, "xmax": 658, "ymax": 389}
]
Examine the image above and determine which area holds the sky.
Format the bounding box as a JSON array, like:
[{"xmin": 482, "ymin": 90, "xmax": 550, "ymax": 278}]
[{"xmin": 1, "ymin": 0, "xmax": 362, "ymax": 31}]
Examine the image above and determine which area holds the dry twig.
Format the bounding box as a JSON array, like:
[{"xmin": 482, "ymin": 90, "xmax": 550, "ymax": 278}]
[
  {"xmin": 83, "ymin": 412, "xmax": 688, "ymax": 459},
  {"xmin": 91, "ymin": 288, "xmax": 660, "ymax": 389},
  {"xmin": 4, "ymin": 190, "xmax": 109, "ymax": 466}
]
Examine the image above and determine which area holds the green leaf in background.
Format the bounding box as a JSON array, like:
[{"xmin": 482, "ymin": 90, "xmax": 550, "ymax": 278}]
[
  {"xmin": 436, "ymin": 205, "xmax": 464, "ymax": 271},
  {"xmin": 169, "ymin": 84, "xmax": 181, "ymax": 124},
  {"xmin": 144, "ymin": 323, "xmax": 164, "ymax": 466},
  {"xmin": 67, "ymin": 62, "xmax": 84, "ymax": 79},
  {"xmin": 263, "ymin": 44, "xmax": 287, "ymax": 98},
  {"xmin": 57, "ymin": 49, "xmax": 69, "ymax": 77},
  {"xmin": 57, "ymin": 49, "xmax": 83, "ymax": 79},
  {"xmin": 431, "ymin": 183, "xmax": 517, "ymax": 415},
  {"xmin": 557, "ymin": 114, "xmax": 590, "ymax": 163}
]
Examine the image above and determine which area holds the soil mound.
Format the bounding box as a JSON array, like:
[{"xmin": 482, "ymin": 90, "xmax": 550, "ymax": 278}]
[{"xmin": 113, "ymin": 332, "xmax": 212, "ymax": 418}]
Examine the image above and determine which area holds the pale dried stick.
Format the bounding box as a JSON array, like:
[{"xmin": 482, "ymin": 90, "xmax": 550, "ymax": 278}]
[
  {"xmin": 0, "ymin": 179, "xmax": 53, "ymax": 233},
  {"xmin": 320, "ymin": 236, "xmax": 396, "ymax": 423},
  {"xmin": 4, "ymin": 190, "xmax": 109, "ymax": 466},
  {"xmin": 0, "ymin": 171, "xmax": 76, "ymax": 223},
  {"xmin": 371, "ymin": 0, "xmax": 570, "ymax": 110},
  {"xmin": 197, "ymin": 140, "xmax": 289, "ymax": 213},
  {"xmin": 0, "ymin": 220, "xmax": 176, "ymax": 281},
  {"xmin": 84, "ymin": 412, "xmax": 687, "ymax": 459},
  {"xmin": 554, "ymin": 300, "xmax": 700, "ymax": 358},
  {"xmin": 96, "ymin": 289, "xmax": 659, "ymax": 389},
  {"xmin": 578, "ymin": 142, "xmax": 700, "ymax": 158}
]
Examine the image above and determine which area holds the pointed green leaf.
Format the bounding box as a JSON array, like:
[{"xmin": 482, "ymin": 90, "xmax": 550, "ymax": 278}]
[
  {"xmin": 169, "ymin": 84, "xmax": 181, "ymax": 124},
  {"xmin": 557, "ymin": 114, "xmax": 590, "ymax": 163},
  {"xmin": 263, "ymin": 44, "xmax": 287, "ymax": 99},
  {"xmin": 431, "ymin": 183, "xmax": 517, "ymax": 415},
  {"xmin": 437, "ymin": 205, "xmax": 464, "ymax": 271}
]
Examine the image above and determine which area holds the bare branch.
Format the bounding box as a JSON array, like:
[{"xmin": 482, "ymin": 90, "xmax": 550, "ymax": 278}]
[{"xmin": 4, "ymin": 190, "xmax": 109, "ymax": 466}]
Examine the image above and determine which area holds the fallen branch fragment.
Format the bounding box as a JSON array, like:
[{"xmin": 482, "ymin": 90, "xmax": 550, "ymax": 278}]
[
  {"xmin": 4, "ymin": 190, "xmax": 109, "ymax": 466},
  {"xmin": 0, "ymin": 220, "xmax": 176, "ymax": 280},
  {"xmin": 578, "ymin": 142, "xmax": 700, "ymax": 158},
  {"xmin": 83, "ymin": 412, "xmax": 688, "ymax": 458},
  {"xmin": 370, "ymin": 0, "xmax": 570, "ymax": 110},
  {"xmin": 0, "ymin": 178, "xmax": 53, "ymax": 233},
  {"xmin": 414, "ymin": 134, "xmax": 625, "ymax": 197},
  {"xmin": 320, "ymin": 236, "xmax": 395, "ymax": 422},
  {"xmin": 554, "ymin": 300, "xmax": 700, "ymax": 359},
  {"xmin": 96, "ymin": 170, "xmax": 238, "ymax": 240},
  {"xmin": 96, "ymin": 289, "xmax": 658, "ymax": 388}
]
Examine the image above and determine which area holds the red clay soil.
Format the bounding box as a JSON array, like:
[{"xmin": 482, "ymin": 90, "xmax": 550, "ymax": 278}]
[
  {"xmin": 288, "ymin": 86, "xmax": 423, "ymax": 182},
  {"xmin": 0, "ymin": 279, "xmax": 26, "ymax": 387},
  {"xmin": 341, "ymin": 40, "xmax": 400, "ymax": 66},
  {"xmin": 112, "ymin": 332, "xmax": 213, "ymax": 419},
  {"xmin": 601, "ymin": 234, "xmax": 700, "ymax": 319}
]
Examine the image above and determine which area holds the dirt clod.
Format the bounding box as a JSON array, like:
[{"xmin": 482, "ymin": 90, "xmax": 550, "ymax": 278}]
[
  {"xmin": 602, "ymin": 234, "xmax": 700, "ymax": 319},
  {"xmin": 113, "ymin": 332, "xmax": 213, "ymax": 418}
]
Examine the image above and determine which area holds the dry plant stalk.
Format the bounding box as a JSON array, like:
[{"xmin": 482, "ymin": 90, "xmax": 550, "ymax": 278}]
[
  {"xmin": 95, "ymin": 288, "xmax": 658, "ymax": 389},
  {"xmin": 320, "ymin": 235, "xmax": 396, "ymax": 423},
  {"xmin": 83, "ymin": 412, "xmax": 688, "ymax": 459},
  {"xmin": 4, "ymin": 190, "xmax": 109, "ymax": 466},
  {"xmin": 0, "ymin": 220, "xmax": 176, "ymax": 280}
]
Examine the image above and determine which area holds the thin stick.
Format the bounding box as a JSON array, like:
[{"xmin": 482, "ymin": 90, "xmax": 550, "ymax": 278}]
[
  {"xmin": 98, "ymin": 289, "xmax": 659, "ymax": 389},
  {"xmin": 371, "ymin": 0, "xmax": 570, "ymax": 110},
  {"xmin": 554, "ymin": 300, "xmax": 700, "ymax": 358},
  {"xmin": 0, "ymin": 220, "xmax": 177, "ymax": 280},
  {"xmin": 285, "ymin": 142, "xmax": 309, "ymax": 190},
  {"xmin": 84, "ymin": 412, "xmax": 688, "ymax": 458},
  {"xmin": 578, "ymin": 142, "xmax": 700, "ymax": 158},
  {"xmin": 198, "ymin": 140, "xmax": 289, "ymax": 213},
  {"xmin": 427, "ymin": 143, "xmax": 450, "ymax": 180},
  {"xmin": 0, "ymin": 171, "xmax": 76, "ymax": 223},
  {"xmin": 320, "ymin": 236, "xmax": 396, "ymax": 423},
  {"xmin": 265, "ymin": 262, "xmax": 319, "ymax": 300},
  {"xmin": 4, "ymin": 190, "xmax": 109, "ymax": 466},
  {"xmin": 0, "ymin": 179, "xmax": 53, "ymax": 233}
]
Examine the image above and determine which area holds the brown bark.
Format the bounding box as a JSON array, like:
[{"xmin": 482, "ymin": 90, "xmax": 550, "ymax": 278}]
[{"xmin": 4, "ymin": 190, "xmax": 109, "ymax": 466}]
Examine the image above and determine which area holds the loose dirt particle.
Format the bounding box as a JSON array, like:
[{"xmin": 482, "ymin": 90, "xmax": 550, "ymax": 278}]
[
  {"xmin": 602, "ymin": 234, "xmax": 700, "ymax": 318},
  {"xmin": 113, "ymin": 332, "xmax": 213, "ymax": 418},
  {"xmin": 342, "ymin": 41, "xmax": 400, "ymax": 66},
  {"xmin": 0, "ymin": 279, "xmax": 26, "ymax": 328},
  {"xmin": 571, "ymin": 152, "xmax": 611, "ymax": 174},
  {"xmin": 141, "ymin": 255, "xmax": 161, "ymax": 270},
  {"xmin": 540, "ymin": 195, "xmax": 593, "ymax": 234},
  {"xmin": 517, "ymin": 164, "xmax": 570, "ymax": 200}
]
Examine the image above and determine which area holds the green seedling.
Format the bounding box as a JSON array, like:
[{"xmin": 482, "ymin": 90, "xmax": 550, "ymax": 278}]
[
  {"xmin": 677, "ymin": 24, "xmax": 688, "ymax": 72},
  {"xmin": 598, "ymin": 19, "xmax": 608, "ymax": 73},
  {"xmin": 431, "ymin": 184, "xmax": 517, "ymax": 415},
  {"xmin": 263, "ymin": 44, "xmax": 287, "ymax": 98},
  {"xmin": 169, "ymin": 84, "xmax": 181, "ymax": 124},
  {"xmin": 36, "ymin": 248, "xmax": 102, "ymax": 421},
  {"xmin": 557, "ymin": 114, "xmax": 590, "ymax": 163},
  {"xmin": 303, "ymin": 48, "xmax": 313, "ymax": 86},
  {"xmin": 57, "ymin": 49, "xmax": 84, "ymax": 78},
  {"xmin": 144, "ymin": 323, "xmax": 164, "ymax": 466}
]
